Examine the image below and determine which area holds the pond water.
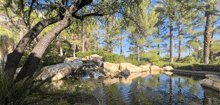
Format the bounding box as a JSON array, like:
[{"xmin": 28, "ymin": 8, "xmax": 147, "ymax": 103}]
[
  {"xmin": 52, "ymin": 71, "xmax": 220, "ymax": 105},
  {"xmin": 83, "ymin": 72, "xmax": 220, "ymax": 105}
]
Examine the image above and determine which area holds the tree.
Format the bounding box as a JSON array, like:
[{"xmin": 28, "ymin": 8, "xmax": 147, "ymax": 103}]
[
  {"xmin": 3, "ymin": 0, "xmax": 145, "ymax": 83},
  {"xmin": 168, "ymin": 0, "xmax": 175, "ymax": 63},
  {"xmin": 127, "ymin": 1, "xmax": 158, "ymax": 61},
  {"xmin": 203, "ymin": 1, "xmax": 214, "ymax": 64},
  {"xmin": 154, "ymin": 4, "xmax": 167, "ymax": 56},
  {"xmin": 156, "ymin": 0, "xmax": 175, "ymax": 62}
]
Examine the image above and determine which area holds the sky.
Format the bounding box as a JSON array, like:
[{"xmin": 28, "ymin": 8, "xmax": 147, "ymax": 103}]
[{"xmin": 104, "ymin": 0, "xmax": 220, "ymax": 58}]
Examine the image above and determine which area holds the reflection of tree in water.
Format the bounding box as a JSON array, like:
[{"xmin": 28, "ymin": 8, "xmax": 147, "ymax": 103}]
[
  {"xmin": 91, "ymin": 74, "xmax": 220, "ymax": 104},
  {"xmin": 129, "ymin": 77, "xmax": 153, "ymax": 104},
  {"xmin": 103, "ymin": 83, "xmax": 123, "ymax": 105}
]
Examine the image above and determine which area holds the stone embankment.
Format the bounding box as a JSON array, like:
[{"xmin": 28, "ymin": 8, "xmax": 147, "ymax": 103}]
[
  {"xmin": 16, "ymin": 54, "xmax": 212, "ymax": 81},
  {"xmin": 31, "ymin": 54, "xmax": 172, "ymax": 81}
]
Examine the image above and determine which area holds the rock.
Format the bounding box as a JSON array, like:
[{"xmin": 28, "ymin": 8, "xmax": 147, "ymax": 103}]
[
  {"xmin": 205, "ymin": 74, "xmax": 220, "ymax": 83},
  {"xmin": 120, "ymin": 63, "xmax": 142, "ymax": 72},
  {"xmin": 201, "ymin": 79, "xmax": 220, "ymax": 92},
  {"xmin": 81, "ymin": 58, "xmax": 87, "ymax": 61},
  {"xmin": 119, "ymin": 68, "xmax": 130, "ymax": 78},
  {"xmin": 37, "ymin": 59, "xmax": 83, "ymax": 81},
  {"xmin": 101, "ymin": 68, "xmax": 117, "ymax": 77},
  {"xmin": 146, "ymin": 63, "xmax": 151, "ymax": 67},
  {"xmin": 150, "ymin": 65, "xmax": 162, "ymax": 71},
  {"xmin": 163, "ymin": 66, "xmax": 173, "ymax": 71},
  {"xmin": 52, "ymin": 80, "xmax": 64, "ymax": 89},
  {"xmin": 92, "ymin": 60, "xmax": 104, "ymax": 67},
  {"xmin": 139, "ymin": 65, "xmax": 150, "ymax": 72},
  {"xmin": 103, "ymin": 62, "xmax": 119, "ymax": 73},
  {"xmin": 90, "ymin": 54, "xmax": 103, "ymax": 61},
  {"xmin": 64, "ymin": 57, "xmax": 79, "ymax": 63},
  {"xmin": 84, "ymin": 56, "xmax": 90, "ymax": 60}
]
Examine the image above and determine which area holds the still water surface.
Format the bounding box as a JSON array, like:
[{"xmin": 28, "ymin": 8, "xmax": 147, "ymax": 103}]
[{"xmin": 88, "ymin": 72, "xmax": 220, "ymax": 105}]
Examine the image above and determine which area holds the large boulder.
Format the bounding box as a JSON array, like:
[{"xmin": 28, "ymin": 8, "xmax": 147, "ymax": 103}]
[
  {"xmin": 163, "ymin": 66, "xmax": 173, "ymax": 71},
  {"xmin": 150, "ymin": 65, "xmax": 163, "ymax": 71},
  {"xmin": 100, "ymin": 68, "xmax": 117, "ymax": 77},
  {"xmin": 103, "ymin": 62, "xmax": 119, "ymax": 73},
  {"xmin": 92, "ymin": 60, "xmax": 104, "ymax": 67},
  {"xmin": 90, "ymin": 54, "xmax": 103, "ymax": 61},
  {"xmin": 37, "ymin": 59, "xmax": 83, "ymax": 81},
  {"xmin": 139, "ymin": 65, "xmax": 150, "ymax": 72},
  {"xmin": 201, "ymin": 79, "xmax": 220, "ymax": 92},
  {"xmin": 64, "ymin": 57, "xmax": 79, "ymax": 63},
  {"xmin": 120, "ymin": 63, "xmax": 142, "ymax": 73}
]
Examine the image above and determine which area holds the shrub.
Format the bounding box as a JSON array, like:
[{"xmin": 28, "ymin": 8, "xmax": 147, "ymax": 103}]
[
  {"xmin": 76, "ymin": 51, "xmax": 93, "ymax": 58},
  {"xmin": 180, "ymin": 55, "xmax": 196, "ymax": 63},
  {"xmin": 0, "ymin": 71, "xmax": 52, "ymax": 104},
  {"xmin": 141, "ymin": 51, "xmax": 160, "ymax": 63},
  {"xmin": 210, "ymin": 57, "xmax": 220, "ymax": 64},
  {"xmin": 77, "ymin": 51, "xmax": 126, "ymax": 63}
]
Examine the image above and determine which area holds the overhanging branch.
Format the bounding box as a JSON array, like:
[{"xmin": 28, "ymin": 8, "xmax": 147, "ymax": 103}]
[{"xmin": 73, "ymin": 12, "xmax": 115, "ymax": 20}]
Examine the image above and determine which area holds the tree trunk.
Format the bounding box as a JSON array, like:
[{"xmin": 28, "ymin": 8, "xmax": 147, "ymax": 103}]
[
  {"xmin": 209, "ymin": 22, "xmax": 215, "ymax": 60},
  {"xmin": 120, "ymin": 32, "xmax": 123, "ymax": 56},
  {"xmin": 19, "ymin": 28, "xmax": 24, "ymax": 40},
  {"xmin": 85, "ymin": 41, "xmax": 89, "ymax": 51},
  {"xmin": 203, "ymin": 4, "xmax": 213, "ymax": 64},
  {"xmin": 4, "ymin": 15, "xmax": 63, "ymax": 79},
  {"xmin": 14, "ymin": 16, "xmax": 74, "ymax": 83},
  {"xmin": 81, "ymin": 21, "xmax": 85, "ymax": 52},
  {"xmin": 106, "ymin": 18, "xmax": 111, "ymax": 53},
  {"xmin": 110, "ymin": 40, "xmax": 113, "ymax": 53},
  {"xmin": 169, "ymin": 8, "xmax": 174, "ymax": 63},
  {"xmin": 169, "ymin": 77, "xmax": 173, "ymax": 103},
  {"xmin": 189, "ymin": 46, "xmax": 191, "ymax": 55},
  {"xmin": 59, "ymin": 39, "xmax": 63, "ymax": 57},
  {"xmin": 177, "ymin": 18, "xmax": 182, "ymax": 61},
  {"xmin": 73, "ymin": 42, "xmax": 76, "ymax": 58},
  {"xmin": 198, "ymin": 46, "xmax": 200, "ymax": 58},
  {"xmin": 137, "ymin": 44, "xmax": 140, "ymax": 61},
  {"xmin": 170, "ymin": 22, "xmax": 174, "ymax": 63},
  {"xmin": 157, "ymin": 25, "xmax": 160, "ymax": 56}
]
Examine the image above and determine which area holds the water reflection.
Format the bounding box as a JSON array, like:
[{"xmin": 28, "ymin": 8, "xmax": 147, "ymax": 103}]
[{"xmin": 92, "ymin": 73, "xmax": 220, "ymax": 105}]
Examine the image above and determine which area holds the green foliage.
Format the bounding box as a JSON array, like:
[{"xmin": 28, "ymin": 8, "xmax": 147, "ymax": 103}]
[
  {"xmin": 141, "ymin": 50, "xmax": 160, "ymax": 63},
  {"xmin": 126, "ymin": 59, "xmax": 148, "ymax": 66},
  {"xmin": 180, "ymin": 55, "xmax": 196, "ymax": 63},
  {"xmin": 0, "ymin": 70, "xmax": 52, "ymax": 104},
  {"xmin": 210, "ymin": 57, "xmax": 220, "ymax": 64},
  {"xmin": 18, "ymin": 40, "xmax": 65, "ymax": 68},
  {"xmin": 77, "ymin": 51, "xmax": 126, "ymax": 63},
  {"xmin": 77, "ymin": 51, "xmax": 150, "ymax": 66}
]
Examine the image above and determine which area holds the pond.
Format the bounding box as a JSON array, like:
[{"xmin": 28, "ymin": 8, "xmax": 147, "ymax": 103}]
[{"xmin": 53, "ymin": 71, "xmax": 220, "ymax": 105}]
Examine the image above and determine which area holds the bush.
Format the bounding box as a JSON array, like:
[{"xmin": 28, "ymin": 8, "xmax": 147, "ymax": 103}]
[
  {"xmin": 180, "ymin": 55, "xmax": 196, "ymax": 63},
  {"xmin": 0, "ymin": 70, "xmax": 52, "ymax": 104},
  {"xmin": 141, "ymin": 51, "xmax": 160, "ymax": 63},
  {"xmin": 210, "ymin": 57, "xmax": 220, "ymax": 64},
  {"xmin": 77, "ymin": 51, "xmax": 126, "ymax": 63}
]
